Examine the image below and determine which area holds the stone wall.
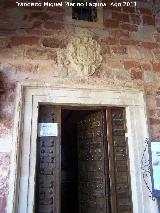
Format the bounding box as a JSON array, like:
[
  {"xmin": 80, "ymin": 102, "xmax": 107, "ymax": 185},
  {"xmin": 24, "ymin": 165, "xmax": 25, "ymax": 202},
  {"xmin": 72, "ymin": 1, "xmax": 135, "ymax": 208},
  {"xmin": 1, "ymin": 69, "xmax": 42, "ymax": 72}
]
[{"xmin": 0, "ymin": 0, "xmax": 160, "ymax": 212}]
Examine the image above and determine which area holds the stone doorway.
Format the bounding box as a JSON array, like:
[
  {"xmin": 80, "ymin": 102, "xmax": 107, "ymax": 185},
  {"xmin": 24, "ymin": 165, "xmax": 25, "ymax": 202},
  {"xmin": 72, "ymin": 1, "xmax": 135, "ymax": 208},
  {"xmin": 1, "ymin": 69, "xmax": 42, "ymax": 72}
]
[{"xmin": 7, "ymin": 85, "xmax": 157, "ymax": 213}]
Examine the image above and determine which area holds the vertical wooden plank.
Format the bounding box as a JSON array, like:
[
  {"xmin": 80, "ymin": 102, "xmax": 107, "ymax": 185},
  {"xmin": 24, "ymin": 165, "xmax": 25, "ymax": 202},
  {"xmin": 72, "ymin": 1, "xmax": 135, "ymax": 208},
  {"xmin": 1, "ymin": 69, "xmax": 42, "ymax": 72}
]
[
  {"xmin": 107, "ymin": 108, "xmax": 118, "ymax": 213},
  {"xmin": 55, "ymin": 107, "xmax": 61, "ymax": 213},
  {"xmin": 35, "ymin": 105, "xmax": 61, "ymax": 213},
  {"xmin": 108, "ymin": 107, "xmax": 133, "ymax": 213},
  {"xmin": 103, "ymin": 110, "xmax": 111, "ymax": 213}
]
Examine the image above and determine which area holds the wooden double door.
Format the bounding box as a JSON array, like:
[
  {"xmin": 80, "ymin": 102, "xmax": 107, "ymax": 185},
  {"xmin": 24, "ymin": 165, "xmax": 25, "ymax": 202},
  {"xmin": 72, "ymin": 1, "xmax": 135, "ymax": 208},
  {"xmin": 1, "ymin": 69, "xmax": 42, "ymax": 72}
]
[{"xmin": 35, "ymin": 106, "xmax": 133, "ymax": 213}]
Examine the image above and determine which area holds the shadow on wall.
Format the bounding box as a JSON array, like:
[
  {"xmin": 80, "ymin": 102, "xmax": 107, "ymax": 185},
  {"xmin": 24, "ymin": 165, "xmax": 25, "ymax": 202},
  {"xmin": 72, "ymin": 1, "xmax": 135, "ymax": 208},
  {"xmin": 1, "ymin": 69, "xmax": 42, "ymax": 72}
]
[{"xmin": 0, "ymin": 71, "xmax": 16, "ymax": 133}]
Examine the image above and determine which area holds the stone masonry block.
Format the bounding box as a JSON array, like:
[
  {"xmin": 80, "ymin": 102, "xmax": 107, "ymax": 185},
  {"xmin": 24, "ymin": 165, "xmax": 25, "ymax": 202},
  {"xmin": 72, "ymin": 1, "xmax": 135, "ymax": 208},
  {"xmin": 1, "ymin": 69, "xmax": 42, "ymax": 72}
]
[
  {"xmin": 104, "ymin": 19, "xmax": 119, "ymax": 28},
  {"xmin": 111, "ymin": 46, "xmax": 128, "ymax": 55},
  {"xmin": 42, "ymin": 37, "xmax": 67, "ymax": 48},
  {"xmin": 150, "ymin": 118, "xmax": 160, "ymax": 125},
  {"xmin": 152, "ymin": 49, "xmax": 160, "ymax": 62},
  {"xmin": 156, "ymin": 98, "xmax": 160, "ymax": 107},
  {"xmin": 143, "ymin": 15, "xmax": 155, "ymax": 26},
  {"xmin": 25, "ymin": 48, "xmax": 57, "ymax": 61},
  {"xmin": 123, "ymin": 61, "xmax": 140, "ymax": 69},
  {"xmin": 140, "ymin": 41, "xmax": 157, "ymax": 49},
  {"xmin": 130, "ymin": 26, "xmax": 155, "ymax": 42},
  {"xmin": 120, "ymin": 23, "xmax": 138, "ymax": 31},
  {"xmin": 152, "ymin": 63, "xmax": 160, "ymax": 72},
  {"xmin": 128, "ymin": 46, "xmax": 153, "ymax": 61},
  {"xmin": 123, "ymin": 6, "xmax": 135, "ymax": 13},
  {"xmin": 131, "ymin": 69, "xmax": 143, "ymax": 80},
  {"xmin": 130, "ymin": 14, "xmax": 142, "ymax": 25},
  {"xmin": 11, "ymin": 36, "xmax": 40, "ymax": 46},
  {"xmin": 0, "ymin": 38, "xmax": 11, "ymax": 48},
  {"xmin": 154, "ymin": 34, "xmax": 160, "ymax": 43},
  {"xmin": 44, "ymin": 21, "xmax": 64, "ymax": 30},
  {"xmin": 144, "ymin": 71, "xmax": 158, "ymax": 83},
  {"xmin": 112, "ymin": 12, "xmax": 129, "ymax": 23}
]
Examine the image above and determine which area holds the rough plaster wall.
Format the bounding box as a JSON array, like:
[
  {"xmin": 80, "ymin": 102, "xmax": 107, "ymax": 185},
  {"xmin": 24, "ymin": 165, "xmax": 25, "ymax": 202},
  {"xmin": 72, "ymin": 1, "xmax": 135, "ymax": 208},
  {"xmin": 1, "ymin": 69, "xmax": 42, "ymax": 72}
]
[{"xmin": 0, "ymin": 0, "xmax": 160, "ymax": 211}]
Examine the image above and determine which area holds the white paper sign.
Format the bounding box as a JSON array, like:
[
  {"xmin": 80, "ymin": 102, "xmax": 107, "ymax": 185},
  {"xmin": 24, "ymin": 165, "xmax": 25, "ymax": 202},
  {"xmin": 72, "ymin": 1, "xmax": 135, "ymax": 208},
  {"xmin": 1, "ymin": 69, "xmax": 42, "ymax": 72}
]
[{"xmin": 38, "ymin": 123, "xmax": 58, "ymax": 137}]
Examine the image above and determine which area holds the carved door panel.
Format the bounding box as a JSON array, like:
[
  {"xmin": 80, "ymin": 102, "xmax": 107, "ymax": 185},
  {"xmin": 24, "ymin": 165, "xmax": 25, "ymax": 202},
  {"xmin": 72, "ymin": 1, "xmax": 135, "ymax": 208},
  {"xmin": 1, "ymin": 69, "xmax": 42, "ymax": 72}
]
[
  {"xmin": 108, "ymin": 108, "xmax": 133, "ymax": 213},
  {"xmin": 77, "ymin": 111, "xmax": 110, "ymax": 213},
  {"xmin": 35, "ymin": 106, "xmax": 61, "ymax": 213}
]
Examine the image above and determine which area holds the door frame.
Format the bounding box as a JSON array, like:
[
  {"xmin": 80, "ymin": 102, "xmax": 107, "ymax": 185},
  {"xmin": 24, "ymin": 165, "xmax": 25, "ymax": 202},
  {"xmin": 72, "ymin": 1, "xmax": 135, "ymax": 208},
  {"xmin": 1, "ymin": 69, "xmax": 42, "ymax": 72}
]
[{"xmin": 7, "ymin": 83, "xmax": 159, "ymax": 213}]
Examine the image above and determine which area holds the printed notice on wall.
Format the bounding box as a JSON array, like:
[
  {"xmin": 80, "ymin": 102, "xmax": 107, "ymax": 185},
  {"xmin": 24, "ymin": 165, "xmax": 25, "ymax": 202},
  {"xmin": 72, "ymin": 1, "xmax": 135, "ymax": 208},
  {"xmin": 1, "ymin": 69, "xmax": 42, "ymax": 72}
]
[{"xmin": 38, "ymin": 123, "xmax": 58, "ymax": 137}]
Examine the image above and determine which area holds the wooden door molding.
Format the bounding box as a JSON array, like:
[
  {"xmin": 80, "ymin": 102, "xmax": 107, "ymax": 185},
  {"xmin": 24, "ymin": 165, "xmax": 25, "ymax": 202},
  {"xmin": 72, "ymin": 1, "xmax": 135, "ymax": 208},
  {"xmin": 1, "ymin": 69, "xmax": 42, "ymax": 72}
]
[
  {"xmin": 35, "ymin": 106, "xmax": 61, "ymax": 213},
  {"xmin": 8, "ymin": 84, "xmax": 158, "ymax": 213},
  {"xmin": 107, "ymin": 108, "xmax": 133, "ymax": 213}
]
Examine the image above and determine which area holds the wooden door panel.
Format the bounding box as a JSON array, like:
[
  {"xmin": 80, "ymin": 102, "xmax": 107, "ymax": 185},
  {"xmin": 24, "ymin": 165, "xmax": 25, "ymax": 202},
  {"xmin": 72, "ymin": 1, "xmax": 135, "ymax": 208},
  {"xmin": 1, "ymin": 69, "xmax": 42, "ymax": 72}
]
[
  {"xmin": 108, "ymin": 108, "xmax": 133, "ymax": 213},
  {"xmin": 35, "ymin": 106, "xmax": 61, "ymax": 213},
  {"xmin": 79, "ymin": 182, "xmax": 105, "ymax": 197},
  {"xmin": 80, "ymin": 198, "xmax": 106, "ymax": 212},
  {"xmin": 113, "ymin": 136, "xmax": 126, "ymax": 146},
  {"xmin": 77, "ymin": 111, "xmax": 110, "ymax": 213},
  {"xmin": 79, "ymin": 161, "xmax": 104, "ymax": 171},
  {"xmin": 115, "ymin": 162, "xmax": 128, "ymax": 172},
  {"xmin": 38, "ymin": 205, "xmax": 54, "ymax": 213},
  {"xmin": 116, "ymin": 172, "xmax": 128, "ymax": 183}
]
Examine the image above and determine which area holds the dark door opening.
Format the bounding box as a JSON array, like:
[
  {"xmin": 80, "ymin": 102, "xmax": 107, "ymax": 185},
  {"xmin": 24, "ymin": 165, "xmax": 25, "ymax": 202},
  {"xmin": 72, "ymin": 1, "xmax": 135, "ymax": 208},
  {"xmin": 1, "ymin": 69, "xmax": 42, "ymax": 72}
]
[{"xmin": 61, "ymin": 109, "xmax": 80, "ymax": 213}]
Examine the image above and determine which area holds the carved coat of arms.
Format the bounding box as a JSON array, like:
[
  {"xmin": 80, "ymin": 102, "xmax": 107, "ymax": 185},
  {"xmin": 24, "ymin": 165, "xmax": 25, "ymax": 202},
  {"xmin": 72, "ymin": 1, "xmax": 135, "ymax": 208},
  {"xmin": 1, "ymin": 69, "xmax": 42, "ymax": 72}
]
[{"xmin": 67, "ymin": 36, "xmax": 102, "ymax": 76}]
